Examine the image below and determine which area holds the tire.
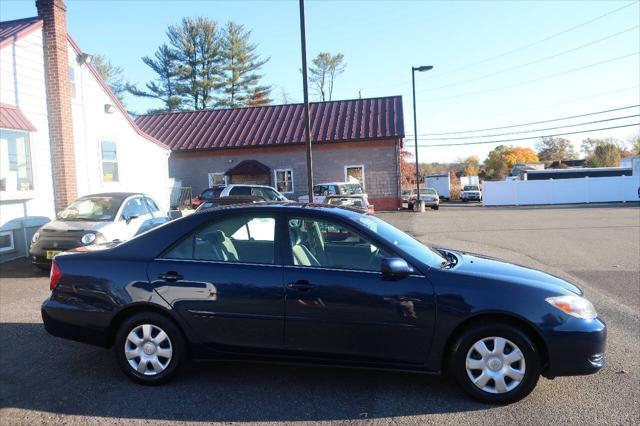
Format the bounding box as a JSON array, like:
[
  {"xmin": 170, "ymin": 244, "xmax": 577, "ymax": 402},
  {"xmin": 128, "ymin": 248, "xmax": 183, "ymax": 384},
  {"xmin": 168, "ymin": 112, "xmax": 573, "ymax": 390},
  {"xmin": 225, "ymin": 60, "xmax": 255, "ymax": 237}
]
[
  {"xmin": 34, "ymin": 264, "xmax": 50, "ymax": 272},
  {"xmin": 432, "ymin": 205, "xmax": 439, "ymax": 210},
  {"xmin": 450, "ymin": 321, "xmax": 541, "ymax": 404},
  {"xmin": 114, "ymin": 312, "xmax": 186, "ymax": 385}
]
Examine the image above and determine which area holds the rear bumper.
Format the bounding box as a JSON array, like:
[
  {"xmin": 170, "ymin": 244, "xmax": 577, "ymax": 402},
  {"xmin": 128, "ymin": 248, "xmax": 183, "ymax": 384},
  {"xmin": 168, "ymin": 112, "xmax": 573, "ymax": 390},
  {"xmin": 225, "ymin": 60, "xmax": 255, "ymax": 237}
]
[
  {"xmin": 544, "ymin": 317, "xmax": 606, "ymax": 378},
  {"xmin": 41, "ymin": 297, "xmax": 111, "ymax": 347}
]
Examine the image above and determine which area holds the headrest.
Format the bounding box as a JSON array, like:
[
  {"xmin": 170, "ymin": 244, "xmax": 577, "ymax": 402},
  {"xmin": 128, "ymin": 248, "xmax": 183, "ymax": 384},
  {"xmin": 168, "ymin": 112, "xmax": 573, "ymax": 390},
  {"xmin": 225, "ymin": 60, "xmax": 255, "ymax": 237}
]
[
  {"xmin": 203, "ymin": 230, "xmax": 226, "ymax": 244},
  {"xmin": 289, "ymin": 226, "xmax": 302, "ymax": 245}
]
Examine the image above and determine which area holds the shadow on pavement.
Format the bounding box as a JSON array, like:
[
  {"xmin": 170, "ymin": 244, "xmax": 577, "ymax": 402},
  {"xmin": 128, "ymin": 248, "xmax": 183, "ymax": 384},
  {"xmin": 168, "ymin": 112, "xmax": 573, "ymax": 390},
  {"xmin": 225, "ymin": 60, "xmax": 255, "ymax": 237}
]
[
  {"xmin": 0, "ymin": 258, "xmax": 48, "ymax": 279},
  {"xmin": 0, "ymin": 322, "xmax": 487, "ymax": 422}
]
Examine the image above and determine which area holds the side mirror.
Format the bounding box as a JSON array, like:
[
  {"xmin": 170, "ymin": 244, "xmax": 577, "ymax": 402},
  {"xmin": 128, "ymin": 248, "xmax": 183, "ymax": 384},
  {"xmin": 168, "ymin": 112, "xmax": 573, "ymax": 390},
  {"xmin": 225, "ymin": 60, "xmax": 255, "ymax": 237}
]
[
  {"xmin": 124, "ymin": 215, "xmax": 138, "ymax": 225},
  {"xmin": 381, "ymin": 258, "xmax": 413, "ymax": 280}
]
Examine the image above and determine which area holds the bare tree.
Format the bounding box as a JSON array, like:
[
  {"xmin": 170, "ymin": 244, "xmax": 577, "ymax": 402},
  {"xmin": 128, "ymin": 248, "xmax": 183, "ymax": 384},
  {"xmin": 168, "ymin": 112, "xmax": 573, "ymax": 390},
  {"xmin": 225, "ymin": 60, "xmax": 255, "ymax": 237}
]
[{"xmin": 309, "ymin": 52, "xmax": 346, "ymax": 101}]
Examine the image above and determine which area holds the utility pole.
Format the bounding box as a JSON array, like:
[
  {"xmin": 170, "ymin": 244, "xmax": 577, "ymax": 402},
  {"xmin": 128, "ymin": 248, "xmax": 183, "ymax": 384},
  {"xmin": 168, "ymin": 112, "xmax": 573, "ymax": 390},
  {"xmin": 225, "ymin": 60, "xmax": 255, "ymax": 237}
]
[
  {"xmin": 411, "ymin": 65, "xmax": 433, "ymax": 212},
  {"xmin": 299, "ymin": 0, "xmax": 314, "ymax": 202}
]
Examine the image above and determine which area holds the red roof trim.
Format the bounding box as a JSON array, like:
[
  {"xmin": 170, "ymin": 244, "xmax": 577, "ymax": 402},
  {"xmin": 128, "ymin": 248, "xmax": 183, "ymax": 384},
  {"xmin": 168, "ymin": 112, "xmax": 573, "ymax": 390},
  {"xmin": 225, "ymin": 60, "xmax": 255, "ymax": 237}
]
[
  {"xmin": 0, "ymin": 17, "xmax": 42, "ymax": 49},
  {"xmin": 65, "ymin": 34, "xmax": 169, "ymax": 150},
  {"xmin": 0, "ymin": 103, "xmax": 37, "ymax": 131}
]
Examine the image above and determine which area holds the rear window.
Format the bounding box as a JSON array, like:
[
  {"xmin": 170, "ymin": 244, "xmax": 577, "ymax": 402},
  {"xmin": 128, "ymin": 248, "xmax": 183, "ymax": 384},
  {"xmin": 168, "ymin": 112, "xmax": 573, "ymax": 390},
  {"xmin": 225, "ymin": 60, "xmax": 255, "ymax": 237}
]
[{"xmin": 229, "ymin": 186, "xmax": 252, "ymax": 196}]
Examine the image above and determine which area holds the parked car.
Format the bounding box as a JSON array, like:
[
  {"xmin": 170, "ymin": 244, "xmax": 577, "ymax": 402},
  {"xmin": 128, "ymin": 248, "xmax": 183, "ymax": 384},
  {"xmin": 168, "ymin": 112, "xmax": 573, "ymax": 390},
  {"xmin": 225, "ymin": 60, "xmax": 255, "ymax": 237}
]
[
  {"xmin": 195, "ymin": 195, "xmax": 265, "ymax": 212},
  {"xmin": 298, "ymin": 182, "xmax": 364, "ymax": 204},
  {"xmin": 42, "ymin": 203, "xmax": 605, "ymax": 404},
  {"xmin": 190, "ymin": 184, "xmax": 287, "ymax": 208},
  {"xmin": 401, "ymin": 188, "xmax": 413, "ymax": 206},
  {"xmin": 326, "ymin": 194, "xmax": 374, "ymax": 214},
  {"xmin": 29, "ymin": 192, "xmax": 168, "ymax": 269},
  {"xmin": 461, "ymin": 185, "xmax": 483, "ymax": 202},
  {"xmin": 408, "ymin": 188, "xmax": 440, "ymax": 210}
]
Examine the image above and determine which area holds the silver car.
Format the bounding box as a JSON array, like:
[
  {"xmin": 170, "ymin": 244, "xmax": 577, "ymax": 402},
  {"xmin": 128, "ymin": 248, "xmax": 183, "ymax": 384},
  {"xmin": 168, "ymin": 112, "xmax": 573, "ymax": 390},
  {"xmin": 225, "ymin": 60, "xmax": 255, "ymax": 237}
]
[{"xmin": 29, "ymin": 192, "xmax": 168, "ymax": 269}]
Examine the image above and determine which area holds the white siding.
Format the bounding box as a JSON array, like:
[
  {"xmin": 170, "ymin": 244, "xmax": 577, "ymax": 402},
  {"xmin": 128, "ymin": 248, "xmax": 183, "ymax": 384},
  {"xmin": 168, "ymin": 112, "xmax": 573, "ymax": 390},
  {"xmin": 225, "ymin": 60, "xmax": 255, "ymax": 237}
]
[
  {"xmin": 68, "ymin": 43, "xmax": 170, "ymax": 210},
  {"xmin": 0, "ymin": 29, "xmax": 56, "ymax": 239}
]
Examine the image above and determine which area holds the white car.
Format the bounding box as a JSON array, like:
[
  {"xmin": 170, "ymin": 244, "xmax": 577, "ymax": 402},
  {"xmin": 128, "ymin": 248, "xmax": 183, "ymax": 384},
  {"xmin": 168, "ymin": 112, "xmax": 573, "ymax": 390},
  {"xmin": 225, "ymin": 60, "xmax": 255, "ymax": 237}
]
[
  {"xmin": 29, "ymin": 192, "xmax": 168, "ymax": 269},
  {"xmin": 460, "ymin": 185, "xmax": 483, "ymax": 202},
  {"xmin": 298, "ymin": 182, "xmax": 364, "ymax": 204},
  {"xmin": 191, "ymin": 184, "xmax": 288, "ymax": 208},
  {"xmin": 408, "ymin": 188, "xmax": 440, "ymax": 210}
]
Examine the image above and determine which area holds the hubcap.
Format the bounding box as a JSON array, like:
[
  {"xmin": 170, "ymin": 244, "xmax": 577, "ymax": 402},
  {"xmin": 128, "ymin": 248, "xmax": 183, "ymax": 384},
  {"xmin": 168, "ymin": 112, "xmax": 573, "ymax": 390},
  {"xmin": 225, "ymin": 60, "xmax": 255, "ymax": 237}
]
[
  {"xmin": 465, "ymin": 336, "xmax": 526, "ymax": 394},
  {"xmin": 125, "ymin": 324, "xmax": 173, "ymax": 376}
]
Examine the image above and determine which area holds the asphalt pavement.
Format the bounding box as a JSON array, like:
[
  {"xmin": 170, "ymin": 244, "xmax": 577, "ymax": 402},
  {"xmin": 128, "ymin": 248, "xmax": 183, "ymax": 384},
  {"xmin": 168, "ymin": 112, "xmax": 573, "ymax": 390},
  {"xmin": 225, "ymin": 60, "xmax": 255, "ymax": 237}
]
[{"xmin": 0, "ymin": 202, "xmax": 638, "ymax": 425}]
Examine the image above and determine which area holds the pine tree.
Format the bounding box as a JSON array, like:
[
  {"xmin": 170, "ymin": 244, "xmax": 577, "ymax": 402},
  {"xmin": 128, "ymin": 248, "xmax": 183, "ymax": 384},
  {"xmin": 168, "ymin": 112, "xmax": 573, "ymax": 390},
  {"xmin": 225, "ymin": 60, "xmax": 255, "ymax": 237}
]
[
  {"xmin": 128, "ymin": 44, "xmax": 183, "ymax": 112},
  {"xmin": 218, "ymin": 22, "xmax": 271, "ymax": 108}
]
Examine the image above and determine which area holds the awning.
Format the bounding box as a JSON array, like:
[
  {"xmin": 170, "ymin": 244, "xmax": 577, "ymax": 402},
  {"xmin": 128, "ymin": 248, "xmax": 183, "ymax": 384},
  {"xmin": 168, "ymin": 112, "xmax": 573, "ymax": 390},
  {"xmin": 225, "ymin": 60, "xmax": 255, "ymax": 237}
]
[
  {"xmin": 0, "ymin": 103, "xmax": 36, "ymax": 131},
  {"xmin": 226, "ymin": 160, "xmax": 271, "ymax": 176}
]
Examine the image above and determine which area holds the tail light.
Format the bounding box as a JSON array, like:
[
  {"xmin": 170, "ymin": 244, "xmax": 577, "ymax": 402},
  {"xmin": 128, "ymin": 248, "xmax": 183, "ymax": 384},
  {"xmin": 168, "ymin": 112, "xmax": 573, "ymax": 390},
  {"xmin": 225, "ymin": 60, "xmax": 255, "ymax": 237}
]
[{"xmin": 49, "ymin": 260, "xmax": 62, "ymax": 291}]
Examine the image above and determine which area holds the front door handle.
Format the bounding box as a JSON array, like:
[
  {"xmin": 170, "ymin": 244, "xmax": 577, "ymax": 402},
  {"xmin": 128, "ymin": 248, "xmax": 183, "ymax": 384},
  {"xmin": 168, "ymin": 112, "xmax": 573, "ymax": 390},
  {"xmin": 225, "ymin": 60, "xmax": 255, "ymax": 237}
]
[
  {"xmin": 287, "ymin": 280, "xmax": 314, "ymax": 291},
  {"xmin": 158, "ymin": 271, "xmax": 183, "ymax": 282}
]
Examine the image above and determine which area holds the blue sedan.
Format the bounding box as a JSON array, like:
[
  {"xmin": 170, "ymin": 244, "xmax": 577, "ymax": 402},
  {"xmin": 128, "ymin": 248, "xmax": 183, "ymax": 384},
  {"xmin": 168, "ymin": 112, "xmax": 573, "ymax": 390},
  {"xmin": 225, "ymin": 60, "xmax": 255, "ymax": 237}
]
[{"xmin": 41, "ymin": 203, "xmax": 605, "ymax": 404}]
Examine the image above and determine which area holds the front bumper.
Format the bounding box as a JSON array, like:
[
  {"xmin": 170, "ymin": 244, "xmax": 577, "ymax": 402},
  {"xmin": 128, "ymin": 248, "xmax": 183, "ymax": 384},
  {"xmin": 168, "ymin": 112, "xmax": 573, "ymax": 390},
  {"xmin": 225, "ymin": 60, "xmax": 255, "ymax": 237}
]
[
  {"xmin": 462, "ymin": 194, "xmax": 481, "ymax": 200},
  {"xmin": 543, "ymin": 316, "xmax": 606, "ymax": 378}
]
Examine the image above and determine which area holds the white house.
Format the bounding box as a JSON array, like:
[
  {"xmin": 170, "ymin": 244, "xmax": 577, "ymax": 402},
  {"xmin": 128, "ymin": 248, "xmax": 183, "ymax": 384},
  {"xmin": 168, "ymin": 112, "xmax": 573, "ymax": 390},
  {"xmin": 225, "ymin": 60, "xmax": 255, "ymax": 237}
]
[{"xmin": 0, "ymin": 0, "xmax": 170, "ymax": 262}]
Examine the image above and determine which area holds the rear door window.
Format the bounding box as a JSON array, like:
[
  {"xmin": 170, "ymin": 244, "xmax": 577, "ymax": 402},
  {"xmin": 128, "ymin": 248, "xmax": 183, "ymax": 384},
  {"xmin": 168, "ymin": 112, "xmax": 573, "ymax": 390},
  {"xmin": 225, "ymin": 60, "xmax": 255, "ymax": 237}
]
[{"xmin": 229, "ymin": 186, "xmax": 252, "ymax": 196}]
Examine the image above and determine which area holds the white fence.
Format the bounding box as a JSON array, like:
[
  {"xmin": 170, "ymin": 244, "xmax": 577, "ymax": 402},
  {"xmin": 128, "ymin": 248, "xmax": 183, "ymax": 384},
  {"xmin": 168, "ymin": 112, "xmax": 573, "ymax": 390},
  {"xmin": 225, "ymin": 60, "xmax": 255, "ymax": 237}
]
[{"xmin": 483, "ymin": 176, "xmax": 640, "ymax": 206}]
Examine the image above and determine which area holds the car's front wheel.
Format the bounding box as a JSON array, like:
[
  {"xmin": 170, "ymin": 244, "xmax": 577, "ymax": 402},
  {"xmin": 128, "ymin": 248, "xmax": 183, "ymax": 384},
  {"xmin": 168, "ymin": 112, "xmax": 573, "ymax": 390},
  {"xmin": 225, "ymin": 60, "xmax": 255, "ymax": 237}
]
[
  {"xmin": 114, "ymin": 312, "xmax": 185, "ymax": 385},
  {"xmin": 451, "ymin": 322, "xmax": 541, "ymax": 404}
]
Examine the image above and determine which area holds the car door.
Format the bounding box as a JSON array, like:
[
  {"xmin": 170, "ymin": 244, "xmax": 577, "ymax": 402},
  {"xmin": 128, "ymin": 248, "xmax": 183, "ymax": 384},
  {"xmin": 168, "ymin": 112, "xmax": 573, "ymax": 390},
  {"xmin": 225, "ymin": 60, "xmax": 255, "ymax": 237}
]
[
  {"xmin": 142, "ymin": 196, "xmax": 169, "ymax": 230},
  {"xmin": 147, "ymin": 213, "xmax": 285, "ymax": 351},
  {"xmin": 283, "ymin": 214, "xmax": 435, "ymax": 364},
  {"xmin": 117, "ymin": 196, "xmax": 154, "ymax": 240}
]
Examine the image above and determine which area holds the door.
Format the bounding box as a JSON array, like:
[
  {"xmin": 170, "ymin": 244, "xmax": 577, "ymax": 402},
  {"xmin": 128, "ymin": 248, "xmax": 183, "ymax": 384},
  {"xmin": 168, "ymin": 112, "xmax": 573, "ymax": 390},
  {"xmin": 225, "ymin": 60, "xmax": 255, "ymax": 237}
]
[
  {"xmin": 148, "ymin": 213, "xmax": 285, "ymax": 351},
  {"xmin": 142, "ymin": 196, "xmax": 169, "ymax": 229},
  {"xmin": 283, "ymin": 215, "xmax": 435, "ymax": 364},
  {"xmin": 117, "ymin": 196, "xmax": 154, "ymax": 240}
]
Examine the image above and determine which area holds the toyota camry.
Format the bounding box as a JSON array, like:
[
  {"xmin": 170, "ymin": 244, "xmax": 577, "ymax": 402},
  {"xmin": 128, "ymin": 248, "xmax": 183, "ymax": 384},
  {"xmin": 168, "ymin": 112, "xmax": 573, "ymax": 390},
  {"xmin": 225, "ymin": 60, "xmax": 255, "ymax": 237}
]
[{"xmin": 41, "ymin": 203, "xmax": 606, "ymax": 404}]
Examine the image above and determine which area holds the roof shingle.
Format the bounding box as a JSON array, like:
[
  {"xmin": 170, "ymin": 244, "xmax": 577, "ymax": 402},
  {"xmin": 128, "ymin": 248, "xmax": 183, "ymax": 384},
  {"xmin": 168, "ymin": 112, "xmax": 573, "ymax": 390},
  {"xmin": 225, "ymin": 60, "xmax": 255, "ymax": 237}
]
[
  {"xmin": 0, "ymin": 103, "xmax": 37, "ymax": 131},
  {"xmin": 135, "ymin": 96, "xmax": 404, "ymax": 152},
  {"xmin": 0, "ymin": 17, "xmax": 42, "ymax": 49}
]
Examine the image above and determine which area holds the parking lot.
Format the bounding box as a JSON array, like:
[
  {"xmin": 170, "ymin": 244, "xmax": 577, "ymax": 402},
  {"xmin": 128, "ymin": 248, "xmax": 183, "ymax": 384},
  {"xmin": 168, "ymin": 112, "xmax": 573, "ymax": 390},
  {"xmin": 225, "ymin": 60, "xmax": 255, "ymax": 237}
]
[{"xmin": 1, "ymin": 203, "xmax": 638, "ymax": 425}]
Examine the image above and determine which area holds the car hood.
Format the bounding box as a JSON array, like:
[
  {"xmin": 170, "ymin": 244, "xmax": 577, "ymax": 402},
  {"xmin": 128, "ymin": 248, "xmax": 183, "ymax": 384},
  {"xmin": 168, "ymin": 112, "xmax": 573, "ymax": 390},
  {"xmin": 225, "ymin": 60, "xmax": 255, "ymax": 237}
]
[
  {"xmin": 451, "ymin": 251, "xmax": 582, "ymax": 295},
  {"xmin": 41, "ymin": 220, "xmax": 111, "ymax": 233}
]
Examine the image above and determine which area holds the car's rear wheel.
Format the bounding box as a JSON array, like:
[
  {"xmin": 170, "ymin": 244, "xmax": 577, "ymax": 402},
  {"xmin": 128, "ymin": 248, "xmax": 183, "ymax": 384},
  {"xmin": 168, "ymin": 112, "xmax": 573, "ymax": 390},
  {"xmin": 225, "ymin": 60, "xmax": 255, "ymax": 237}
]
[
  {"xmin": 114, "ymin": 312, "xmax": 185, "ymax": 385},
  {"xmin": 451, "ymin": 322, "xmax": 540, "ymax": 404},
  {"xmin": 432, "ymin": 205, "xmax": 439, "ymax": 210}
]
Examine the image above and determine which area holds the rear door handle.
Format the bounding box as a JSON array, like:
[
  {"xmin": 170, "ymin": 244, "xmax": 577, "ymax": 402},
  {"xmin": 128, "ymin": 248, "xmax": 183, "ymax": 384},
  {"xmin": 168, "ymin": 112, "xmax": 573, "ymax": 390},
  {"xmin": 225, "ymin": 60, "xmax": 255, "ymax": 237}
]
[
  {"xmin": 158, "ymin": 271, "xmax": 183, "ymax": 282},
  {"xmin": 287, "ymin": 280, "xmax": 314, "ymax": 291}
]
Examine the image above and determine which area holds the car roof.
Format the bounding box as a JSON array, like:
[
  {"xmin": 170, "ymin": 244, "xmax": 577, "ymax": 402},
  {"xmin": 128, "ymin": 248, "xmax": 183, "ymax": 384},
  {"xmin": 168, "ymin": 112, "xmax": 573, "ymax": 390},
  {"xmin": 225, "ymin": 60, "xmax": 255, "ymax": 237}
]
[
  {"xmin": 196, "ymin": 201, "xmax": 366, "ymax": 217},
  {"xmin": 316, "ymin": 182, "xmax": 359, "ymax": 186},
  {"xmin": 78, "ymin": 192, "xmax": 143, "ymax": 198}
]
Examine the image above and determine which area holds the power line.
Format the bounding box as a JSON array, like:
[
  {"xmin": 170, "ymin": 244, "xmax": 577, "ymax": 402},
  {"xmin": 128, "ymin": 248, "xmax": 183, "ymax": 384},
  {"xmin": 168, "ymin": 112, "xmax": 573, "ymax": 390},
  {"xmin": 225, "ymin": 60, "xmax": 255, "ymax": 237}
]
[
  {"xmin": 423, "ymin": 26, "xmax": 639, "ymax": 93},
  {"xmin": 422, "ymin": 85, "xmax": 640, "ymax": 129},
  {"xmin": 407, "ymin": 104, "xmax": 640, "ymax": 136},
  {"xmin": 418, "ymin": 52, "xmax": 639, "ymax": 102},
  {"xmin": 357, "ymin": 1, "xmax": 639, "ymax": 93},
  {"xmin": 443, "ymin": 1, "xmax": 639, "ymax": 75},
  {"xmin": 404, "ymin": 123, "xmax": 640, "ymax": 148},
  {"xmin": 412, "ymin": 114, "xmax": 639, "ymax": 141}
]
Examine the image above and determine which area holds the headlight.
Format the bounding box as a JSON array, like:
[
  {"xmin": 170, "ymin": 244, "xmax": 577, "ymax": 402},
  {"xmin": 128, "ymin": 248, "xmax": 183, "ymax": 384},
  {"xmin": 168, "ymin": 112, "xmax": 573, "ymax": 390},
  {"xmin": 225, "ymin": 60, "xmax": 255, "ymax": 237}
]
[
  {"xmin": 81, "ymin": 233, "xmax": 96, "ymax": 245},
  {"xmin": 31, "ymin": 232, "xmax": 40, "ymax": 244},
  {"xmin": 546, "ymin": 295, "xmax": 597, "ymax": 320}
]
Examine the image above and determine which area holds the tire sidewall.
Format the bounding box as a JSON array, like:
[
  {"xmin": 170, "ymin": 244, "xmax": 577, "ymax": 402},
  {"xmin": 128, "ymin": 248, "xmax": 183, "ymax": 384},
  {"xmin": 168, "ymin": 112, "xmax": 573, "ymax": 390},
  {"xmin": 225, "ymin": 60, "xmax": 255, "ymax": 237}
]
[
  {"xmin": 114, "ymin": 312, "xmax": 185, "ymax": 385},
  {"xmin": 451, "ymin": 322, "xmax": 541, "ymax": 404}
]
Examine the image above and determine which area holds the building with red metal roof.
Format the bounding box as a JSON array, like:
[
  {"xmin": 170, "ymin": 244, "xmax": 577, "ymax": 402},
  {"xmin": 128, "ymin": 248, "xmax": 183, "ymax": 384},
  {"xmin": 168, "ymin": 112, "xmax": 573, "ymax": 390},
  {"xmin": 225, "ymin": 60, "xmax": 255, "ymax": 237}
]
[{"xmin": 136, "ymin": 96, "xmax": 405, "ymax": 210}]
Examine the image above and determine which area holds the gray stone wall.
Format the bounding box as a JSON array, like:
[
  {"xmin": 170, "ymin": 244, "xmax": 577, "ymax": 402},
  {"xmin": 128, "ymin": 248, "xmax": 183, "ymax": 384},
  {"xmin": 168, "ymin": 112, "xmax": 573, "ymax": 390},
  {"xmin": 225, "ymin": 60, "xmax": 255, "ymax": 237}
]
[{"xmin": 169, "ymin": 140, "xmax": 400, "ymax": 203}]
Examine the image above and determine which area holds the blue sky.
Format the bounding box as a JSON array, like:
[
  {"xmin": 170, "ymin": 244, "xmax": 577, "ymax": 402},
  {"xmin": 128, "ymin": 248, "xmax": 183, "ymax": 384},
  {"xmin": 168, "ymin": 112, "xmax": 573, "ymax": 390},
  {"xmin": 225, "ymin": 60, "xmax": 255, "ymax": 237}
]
[{"xmin": 2, "ymin": 0, "xmax": 639, "ymax": 163}]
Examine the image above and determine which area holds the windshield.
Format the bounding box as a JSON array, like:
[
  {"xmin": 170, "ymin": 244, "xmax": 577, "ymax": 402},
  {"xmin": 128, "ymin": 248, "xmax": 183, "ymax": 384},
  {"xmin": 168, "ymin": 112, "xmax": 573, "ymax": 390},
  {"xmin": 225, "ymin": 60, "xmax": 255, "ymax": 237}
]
[
  {"xmin": 353, "ymin": 215, "xmax": 446, "ymax": 268},
  {"xmin": 464, "ymin": 185, "xmax": 479, "ymax": 191},
  {"xmin": 338, "ymin": 183, "xmax": 363, "ymax": 195},
  {"xmin": 420, "ymin": 188, "xmax": 437, "ymax": 195},
  {"xmin": 58, "ymin": 196, "xmax": 124, "ymax": 221}
]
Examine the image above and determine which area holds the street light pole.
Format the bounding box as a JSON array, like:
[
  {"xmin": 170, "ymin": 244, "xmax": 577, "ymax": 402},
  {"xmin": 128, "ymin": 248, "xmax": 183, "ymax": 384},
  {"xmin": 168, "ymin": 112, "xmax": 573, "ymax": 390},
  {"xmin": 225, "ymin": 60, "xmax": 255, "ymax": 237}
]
[
  {"xmin": 411, "ymin": 65, "xmax": 433, "ymax": 211},
  {"xmin": 299, "ymin": 0, "xmax": 314, "ymax": 202}
]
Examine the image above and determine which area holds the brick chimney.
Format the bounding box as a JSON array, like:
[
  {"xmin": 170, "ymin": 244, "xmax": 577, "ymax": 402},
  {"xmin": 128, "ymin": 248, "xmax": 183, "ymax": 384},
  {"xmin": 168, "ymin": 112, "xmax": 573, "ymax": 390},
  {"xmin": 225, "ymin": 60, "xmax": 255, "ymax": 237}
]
[{"xmin": 36, "ymin": 0, "xmax": 77, "ymax": 212}]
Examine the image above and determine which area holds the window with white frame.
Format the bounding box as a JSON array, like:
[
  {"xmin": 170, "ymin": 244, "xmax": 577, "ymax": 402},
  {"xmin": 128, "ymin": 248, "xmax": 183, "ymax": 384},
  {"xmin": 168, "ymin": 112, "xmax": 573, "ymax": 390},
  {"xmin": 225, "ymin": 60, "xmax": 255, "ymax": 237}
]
[
  {"xmin": 0, "ymin": 231, "xmax": 14, "ymax": 253},
  {"xmin": 208, "ymin": 172, "xmax": 227, "ymax": 187},
  {"xmin": 69, "ymin": 65, "xmax": 77, "ymax": 98},
  {"xmin": 0, "ymin": 129, "xmax": 34, "ymax": 192},
  {"xmin": 345, "ymin": 165, "xmax": 365, "ymax": 189},
  {"xmin": 100, "ymin": 140, "xmax": 119, "ymax": 182},
  {"xmin": 274, "ymin": 169, "xmax": 294, "ymax": 193}
]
